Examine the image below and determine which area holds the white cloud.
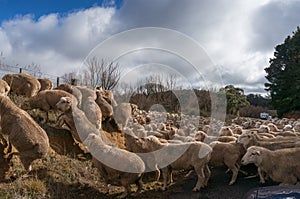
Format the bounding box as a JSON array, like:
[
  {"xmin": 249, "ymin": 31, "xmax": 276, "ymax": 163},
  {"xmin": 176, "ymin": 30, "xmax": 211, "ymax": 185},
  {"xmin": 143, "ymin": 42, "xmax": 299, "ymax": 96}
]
[{"xmin": 0, "ymin": 0, "xmax": 299, "ymax": 94}]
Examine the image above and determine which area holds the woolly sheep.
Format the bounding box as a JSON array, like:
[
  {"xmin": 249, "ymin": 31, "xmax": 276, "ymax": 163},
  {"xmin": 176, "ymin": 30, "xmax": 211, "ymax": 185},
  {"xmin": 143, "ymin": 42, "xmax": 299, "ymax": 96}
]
[
  {"xmin": 141, "ymin": 135, "xmax": 212, "ymax": 191},
  {"xmin": 0, "ymin": 95, "xmax": 49, "ymax": 170},
  {"xmin": 0, "ymin": 79, "xmax": 10, "ymax": 95},
  {"xmin": 241, "ymin": 146, "xmax": 300, "ymax": 185},
  {"xmin": 84, "ymin": 133, "xmax": 145, "ymax": 199},
  {"xmin": 38, "ymin": 78, "xmax": 53, "ymax": 91},
  {"xmin": 2, "ymin": 73, "xmax": 41, "ymax": 97}
]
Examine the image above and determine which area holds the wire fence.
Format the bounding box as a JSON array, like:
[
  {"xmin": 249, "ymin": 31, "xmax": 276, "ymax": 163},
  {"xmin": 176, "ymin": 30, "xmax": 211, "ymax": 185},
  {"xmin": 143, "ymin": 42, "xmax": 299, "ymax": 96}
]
[{"xmin": 0, "ymin": 64, "xmax": 66, "ymax": 87}]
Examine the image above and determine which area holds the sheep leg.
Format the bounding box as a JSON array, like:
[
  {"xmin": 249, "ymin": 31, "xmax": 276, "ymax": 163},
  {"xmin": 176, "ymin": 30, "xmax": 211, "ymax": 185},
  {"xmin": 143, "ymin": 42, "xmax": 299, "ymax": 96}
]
[
  {"xmin": 203, "ymin": 164, "xmax": 211, "ymax": 188},
  {"xmin": 168, "ymin": 168, "xmax": 173, "ymax": 184},
  {"xmin": 155, "ymin": 165, "xmax": 161, "ymax": 182},
  {"xmin": 258, "ymin": 168, "xmax": 265, "ymax": 184},
  {"xmin": 161, "ymin": 167, "xmax": 169, "ymax": 191},
  {"xmin": 193, "ymin": 167, "xmax": 205, "ymax": 192},
  {"xmin": 184, "ymin": 170, "xmax": 194, "ymax": 178},
  {"xmin": 227, "ymin": 165, "xmax": 238, "ymax": 185},
  {"xmin": 135, "ymin": 176, "xmax": 144, "ymax": 193}
]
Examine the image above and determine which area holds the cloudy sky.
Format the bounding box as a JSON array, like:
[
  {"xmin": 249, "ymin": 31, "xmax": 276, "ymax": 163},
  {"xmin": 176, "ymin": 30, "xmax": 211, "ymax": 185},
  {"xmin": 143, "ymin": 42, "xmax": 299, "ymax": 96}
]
[{"xmin": 0, "ymin": 0, "xmax": 299, "ymax": 95}]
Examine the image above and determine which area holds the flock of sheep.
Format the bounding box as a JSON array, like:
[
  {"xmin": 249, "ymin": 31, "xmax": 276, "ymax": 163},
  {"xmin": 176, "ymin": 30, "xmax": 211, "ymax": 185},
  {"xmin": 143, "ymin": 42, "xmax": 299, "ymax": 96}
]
[{"xmin": 1, "ymin": 72, "xmax": 300, "ymax": 198}]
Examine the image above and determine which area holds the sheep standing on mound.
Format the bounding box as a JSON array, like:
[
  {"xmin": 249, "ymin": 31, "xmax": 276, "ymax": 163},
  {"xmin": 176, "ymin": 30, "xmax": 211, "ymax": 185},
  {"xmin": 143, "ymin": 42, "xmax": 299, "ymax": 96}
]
[
  {"xmin": 0, "ymin": 95, "xmax": 49, "ymax": 171},
  {"xmin": 0, "ymin": 79, "xmax": 10, "ymax": 95},
  {"xmin": 241, "ymin": 146, "xmax": 300, "ymax": 185},
  {"xmin": 56, "ymin": 96, "xmax": 104, "ymax": 143},
  {"xmin": 57, "ymin": 84, "xmax": 82, "ymax": 108},
  {"xmin": 21, "ymin": 89, "xmax": 76, "ymax": 123},
  {"xmin": 83, "ymin": 133, "xmax": 145, "ymax": 199},
  {"xmin": 81, "ymin": 96, "xmax": 102, "ymax": 130},
  {"xmin": 38, "ymin": 78, "xmax": 53, "ymax": 91},
  {"xmin": 2, "ymin": 73, "xmax": 41, "ymax": 97}
]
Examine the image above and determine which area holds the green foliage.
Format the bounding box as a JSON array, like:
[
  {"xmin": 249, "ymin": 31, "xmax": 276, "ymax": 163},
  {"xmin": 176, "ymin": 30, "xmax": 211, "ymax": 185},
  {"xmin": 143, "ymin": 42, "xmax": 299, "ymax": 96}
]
[
  {"xmin": 265, "ymin": 27, "xmax": 300, "ymax": 117},
  {"xmin": 219, "ymin": 85, "xmax": 250, "ymax": 115}
]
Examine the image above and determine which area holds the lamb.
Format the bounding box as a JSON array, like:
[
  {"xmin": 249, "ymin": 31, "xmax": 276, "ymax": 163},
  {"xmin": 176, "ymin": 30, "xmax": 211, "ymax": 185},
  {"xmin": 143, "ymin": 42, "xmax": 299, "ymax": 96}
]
[
  {"xmin": 0, "ymin": 79, "xmax": 10, "ymax": 95},
  {"xmin": 2, "ymin": 73, "xmax": 41, "ymax": 97},
  {"xmin": 83, "ymin": 133, "xmax": 145, "ymax": 199},
  {"xmin": 56, "ymin": 84, "xmax": 82, "ymax": 108},
  {"xmin": 56, "ymin": 96, "xmax": 104, "ymax": 143},
  {"xmin": 96, "ymin": 86, "xmax": 118, "ymax": 107},
  {"xmin": 141, "ymin": 135, "xmax": 212, "ymax": 191},
  {"xmin": 38, "ymin": 78, "xmax": 53, "ymax": 91},
  {"xmin": 209, "ymin": 141, "xmax": 246, "ymax": 185},
  {"xmin": 0, "ymin": 95, "xmax": 49, "ymax": 171},
  {"xmin": 21, "ymin": 89, "xmax": 76, "ymax": 123},
  {"xmin": 0, "ymin": 134, "xmax": 14, "ymax": 180},
  {"xmin": 81, "ymin": 96, "xmax": 102, "ymax": 129},
  {"xmin": 241, "ymin": 146, "xmax": 300, "ymax": 185}
]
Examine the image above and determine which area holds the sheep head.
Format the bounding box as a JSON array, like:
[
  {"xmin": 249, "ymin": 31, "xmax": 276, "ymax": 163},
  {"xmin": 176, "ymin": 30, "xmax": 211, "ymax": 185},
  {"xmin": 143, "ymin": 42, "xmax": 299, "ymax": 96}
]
[
  {"xmin": 236, "ymin": 131, "xmax": 255, "ymax": 148},
  {"xmin": 56, "ymin": 97, "xmax": 72, "ymax": 112},
  {"xmin": 241, "ymin": 146, "xmax": 264, "ymax": 166}
]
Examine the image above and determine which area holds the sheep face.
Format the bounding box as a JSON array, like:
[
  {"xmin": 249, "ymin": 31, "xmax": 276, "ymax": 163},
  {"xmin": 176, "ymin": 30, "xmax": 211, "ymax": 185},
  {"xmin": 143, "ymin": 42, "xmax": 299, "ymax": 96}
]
[
  {"xmin": 56, "ymin": 97, "xmax": 72, "ymax": 112},
  {"xmin": 141, "ymin": 136, "xmax": 160, "ymax": 151},
  {"xmin": 236, "ymin": 131, "xmax": 254, "ymax": 148},
  {"xmin": 241, "ymin": 146, "xmax": 262, "ymax": 165}
]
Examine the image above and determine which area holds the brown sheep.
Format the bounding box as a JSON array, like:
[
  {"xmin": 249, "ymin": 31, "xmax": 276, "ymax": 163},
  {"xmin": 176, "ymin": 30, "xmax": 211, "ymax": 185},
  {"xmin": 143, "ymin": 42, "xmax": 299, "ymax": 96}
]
[
  {"xmin": 219, "ymin": 126, "xmax": 234, "ymax": 137},
  {"xmin": 2, "ymin": 73, "xmax": 41, "ymax": 97},
  {"xmin": 0, "ymin": 79, "xmax": 10, "ymax": 95},
  {"xmin": 96, "ymin": 86, "xmax": 118, "ymax": 107},
  {"xmin": 113, "ymin": 103, "xmax": 133, "ymax": 130},
  {"xmin": 38, "ymin": 78, "xmax": 53, "ymax": 91},
  {"xmin": 84, "ymin": 133, "xmax": 145, "ymax": 199},
  {"xmin": 0, "ymin": 95, "xmax": 49, "ymax": 170},
  {"xmin": 56, "ymin": 97, "xmax": 105, "ymax": 143},
  {"xmin": 95, "ymin": 89, "xmax": 114, "ymax": 119},
  {"xmin": 241, "ymin": 146, "xmax": 300, "ymax": 185},
  {"xmin": 141, "ymin": 135, "xmax": 212, "ymax": 192},
  {"xmin": 0, "ymin": 134, "xmax": 14, "ymax": 180},
  {"xmin": 57, "ymin": 84, "xmax": 82, "ymax": 108},
  {"xmin": 209, "ymin": 141, "xmax": 246, "ymax": 185},
  {"xmin": 21, "ymin": 90, "xmax": 76, "ymax": 123}
]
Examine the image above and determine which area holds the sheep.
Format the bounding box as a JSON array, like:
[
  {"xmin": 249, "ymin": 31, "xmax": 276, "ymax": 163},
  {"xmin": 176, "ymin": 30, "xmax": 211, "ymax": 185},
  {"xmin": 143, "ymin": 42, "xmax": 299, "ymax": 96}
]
[
  {"xmin": 123, "ymin": 128, "xmax": 160, "ymax": 181},
  {"xmin": 267, "ymin": 123, "xmax": 280, "ymax": 132},
  {"xmin": 38, "ymin": 78, "xmax": 53, "ymax": 91},
  {"xmin": 0, "ymin": 95, "xmax": 49, "ymax": 171},
  {"xmin": 81, "ymin": 96, "xmax": 102, "ymax": 129},
  {"xmin": 236, "ymin": 131, "xmax": 300, "ymax": 150},
  {"xmin": 0, "ymin": 79, "xmax": 10, "ymax": 95},
  {"xmin": 21, "ymin": 89, "xmax": 76, "ymax": 123},
  {"xmin": 83, "ymin": 133, "xmax": 145, "ymax": 199},
  {"xmin": 96, "ymin": 87, "xmax": 118, "ymax": 107},
  {"xmin": 95, "ymin": 89, "xmax": 114, "ymax": 119},
  {"xmin": 113, "ymin": 103, "xmax": 133, "ymax": 130},
  {"xmin": 209, "ymin": 141, "xmax": 246, "ymax": 185},
  {"xmin": 141, "ymin": 135, "xmax": 212, "ymax": 191},
  {"xmin": 241, "ymin": 146, "xmax": 300, "ymax": 185},
  {"xmin": 219, "ymin": 126, "xmax": 234, "ymax": 137},
  {"xmin": 75, "ymin": 85, "xmax": 96, "ymax": 100},
  {"xmin": 2, "ymin": 73, "xmax": 41, "ymax": 97},
  {"xmin": 56, "ymin": 96, "xmax": 105, "ymax": 143},
  {"xmin": 56, "ymin": 84, "xmax": 82, "ymax": 108},
  {"xmin": 0, "ymin": 134, "xmax": 14, "ymax": 180}
]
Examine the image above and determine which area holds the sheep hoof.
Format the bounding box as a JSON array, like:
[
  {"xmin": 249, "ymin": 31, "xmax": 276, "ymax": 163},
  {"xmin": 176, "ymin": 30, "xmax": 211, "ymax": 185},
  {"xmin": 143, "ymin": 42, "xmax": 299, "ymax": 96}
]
[
  {"xmin": 260, "ymin": 180, "xmax": 266, "ymax": 184},
  {"xmin": 192, "ymin": 187, "xmax": 200, "ymax": 192},
  {"xmin": 228, "ymin": 181, "xmax": 235, "ymax": 186}
]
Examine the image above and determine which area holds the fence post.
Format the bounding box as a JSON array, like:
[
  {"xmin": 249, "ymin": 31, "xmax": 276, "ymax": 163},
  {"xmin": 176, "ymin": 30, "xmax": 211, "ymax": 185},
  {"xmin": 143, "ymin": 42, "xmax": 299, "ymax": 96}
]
[
  {"xmin": 57, "ymin": 77, "xmax": 60, "ymax": 87},
  {"xmin": 19, "ymin": 68, "xmax": 22, "ymax": 73}
]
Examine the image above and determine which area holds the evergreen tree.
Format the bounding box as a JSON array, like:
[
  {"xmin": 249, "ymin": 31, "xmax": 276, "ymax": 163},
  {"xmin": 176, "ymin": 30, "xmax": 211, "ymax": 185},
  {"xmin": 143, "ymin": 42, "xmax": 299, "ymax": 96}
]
[{"xmin": 265, "ymin": 27, "xmax": 300, "ymax": 117}]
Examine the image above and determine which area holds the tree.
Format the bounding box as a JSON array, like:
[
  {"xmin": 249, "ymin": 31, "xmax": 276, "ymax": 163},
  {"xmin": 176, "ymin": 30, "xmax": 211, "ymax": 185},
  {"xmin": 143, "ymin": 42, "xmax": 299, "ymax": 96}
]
[
  {"xmin": 265, "ymin": 27, "xmax": 300, "ymax": 117},
  {"xmin": 219, "ymin": 85, "xmax": 249, "ymax": 115},
  {"xmin": 83, "ymin": 57, "xmax": 120, "ymax": 90}
]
